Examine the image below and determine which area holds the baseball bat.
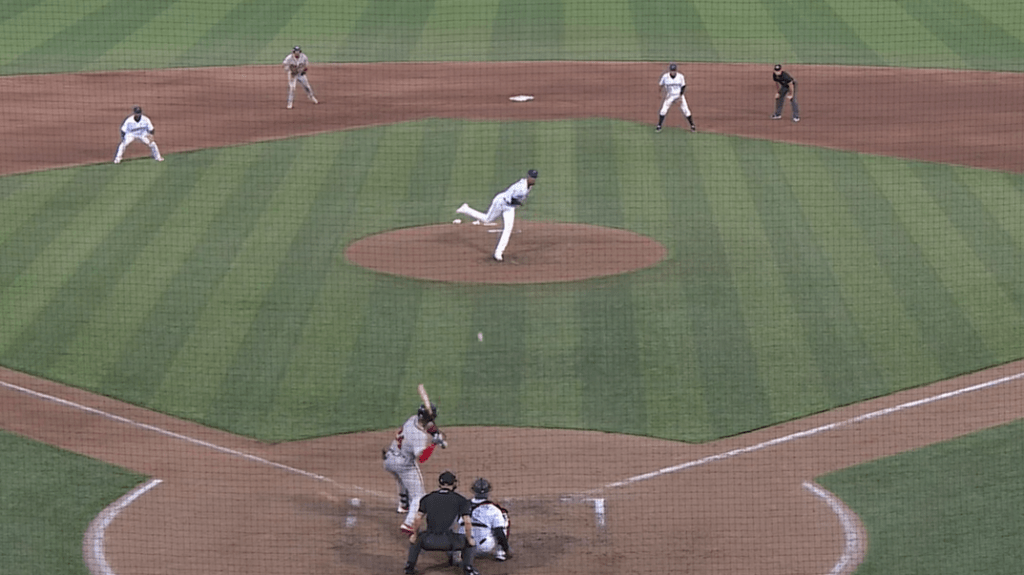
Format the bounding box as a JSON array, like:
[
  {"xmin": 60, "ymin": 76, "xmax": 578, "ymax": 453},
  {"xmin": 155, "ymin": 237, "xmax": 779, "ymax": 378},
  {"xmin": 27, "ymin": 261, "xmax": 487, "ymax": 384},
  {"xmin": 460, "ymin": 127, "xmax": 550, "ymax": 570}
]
[{"xmin": 417, "ymin": 384, "xmax": 433, "ymax": 416}]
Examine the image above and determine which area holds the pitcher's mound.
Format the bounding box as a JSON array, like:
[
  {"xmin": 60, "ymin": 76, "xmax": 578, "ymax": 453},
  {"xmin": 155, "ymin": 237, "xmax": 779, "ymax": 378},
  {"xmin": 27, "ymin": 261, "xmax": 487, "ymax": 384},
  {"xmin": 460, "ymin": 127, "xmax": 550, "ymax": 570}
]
[{"xmin": 345, "ymin": 221, "xmax": 667, "ymax": 284}]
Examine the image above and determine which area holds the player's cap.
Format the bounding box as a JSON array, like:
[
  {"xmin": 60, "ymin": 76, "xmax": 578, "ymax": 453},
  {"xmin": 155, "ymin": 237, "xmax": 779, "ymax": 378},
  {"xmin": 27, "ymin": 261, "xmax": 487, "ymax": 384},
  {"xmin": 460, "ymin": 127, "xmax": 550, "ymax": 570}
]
[
  {"xmin": 527, "ymin": 169, "xmax": 538, "ymax": 179},
  {"xmin": 132, "ymin": 106, "xmax": 142, "ymax": 114},
  {"xmin": 774, "ymin": 64, "xmax": 782, "ymax": 71},
  {"xmin": 668, "ymin": 63, "xmax": 677, "ymax": 71},
  {"xmin": 293, "ymin": 45, "xmax": 301, "ymax": 52},
  {"xmin": 439, "ymin": 471, "xmax": 457, "ymax": 486}
]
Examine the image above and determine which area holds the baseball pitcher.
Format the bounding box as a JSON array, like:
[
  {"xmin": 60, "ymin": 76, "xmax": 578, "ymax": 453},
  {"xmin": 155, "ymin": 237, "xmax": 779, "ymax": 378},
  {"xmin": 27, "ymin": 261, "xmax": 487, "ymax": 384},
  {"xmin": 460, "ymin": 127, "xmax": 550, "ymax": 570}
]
[
  {"xmin": 456, "ymin": 478, "xmax": 511, "ymax": 563},
  {"xmin": 282, "ymin": 46, "xmax": 319, "ymax": 109},
  {"xmin": 113, "ymin": 106, "xmax": 163, "ymax": 163},
  {"xmin": 656, "ymin": 63, "xmax": 696, "ymax": 132},
  {"xmin": 455, "ymin": 169, "xmax": 538, "ymax": 262},
  {"xmin": 383, "ymin": 402, "xmax": 448, "ymax": 533}
]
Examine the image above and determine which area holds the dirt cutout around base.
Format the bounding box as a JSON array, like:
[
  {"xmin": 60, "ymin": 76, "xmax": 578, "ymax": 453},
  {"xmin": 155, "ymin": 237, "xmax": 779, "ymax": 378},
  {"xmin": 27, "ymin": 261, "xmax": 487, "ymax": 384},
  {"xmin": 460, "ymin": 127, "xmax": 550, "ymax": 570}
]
[{"xmin": 1, "ymin": 61, "xmax": 1024, "ymax": 575}]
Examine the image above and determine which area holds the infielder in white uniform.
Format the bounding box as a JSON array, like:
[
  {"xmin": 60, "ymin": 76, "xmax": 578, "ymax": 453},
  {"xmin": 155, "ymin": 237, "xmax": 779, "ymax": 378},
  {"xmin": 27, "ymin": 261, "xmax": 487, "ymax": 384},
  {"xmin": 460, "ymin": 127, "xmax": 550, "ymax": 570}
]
[
  {"xmin": 455, "ymin": 478, "xmax": 511, "ymax": 564},
  {"xmin": 282, "ymin": 46, "xmax": 318, "ymax": 109},
  {"xmin": 383, "ymin": 403, "xmax": 448, "ymax": 534},
  {"xmin": 113, "ymin": 106, "xmax": 163, "ymax": 164},
  {"xmin": 656, "ymin": 63, "xmax": 696, "ymax": 132},
  {"xmin": 456, "ymin": 169, "xmax": 538, "ymax": 262}
]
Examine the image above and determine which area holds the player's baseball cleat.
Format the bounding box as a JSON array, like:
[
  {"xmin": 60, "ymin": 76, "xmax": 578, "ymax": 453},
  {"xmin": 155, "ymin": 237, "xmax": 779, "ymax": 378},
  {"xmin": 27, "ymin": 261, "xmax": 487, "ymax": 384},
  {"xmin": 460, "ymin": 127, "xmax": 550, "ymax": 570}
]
[
  {"xmin": 691, "ymin": 124, "xmax": 697, "ymax": 132},
  {"xmin": 494, "ymin": 549, "xmax": 507, "ymax": 561},
  {"xmin": 287, "ymin": 102, "xmax": 293, "ymax": 109},
  {"xmin": 156, "ymin": 157, "xmax": 164, "ymax": 162},
  {"xmin": 793, "ymin": 117, "xmax": 800, "ymax": 122},
  {"xmin": 655, "ymin": 125, "xmax": 662, "ymax": 132},
  {"xmin": 113, "ymin": 159, "xmax": 121, "ymax": 164},
  {"xmin": 396, "ymin": 506, "xmax": 408, "ymax": 514},
  {"xmin": 403, "ymin": 562, "xmax": 415, "ymax": 574},
  {"xmin": 493, "ymin": 254, "xmax": 503, "ymax": 262},
  {"xmin": 771, "ymin": 114, "xmax": 781, "ymax": 119},
  {"xmin": 400, "ymin": 523, "xmax": 415, "ymax": 535}
]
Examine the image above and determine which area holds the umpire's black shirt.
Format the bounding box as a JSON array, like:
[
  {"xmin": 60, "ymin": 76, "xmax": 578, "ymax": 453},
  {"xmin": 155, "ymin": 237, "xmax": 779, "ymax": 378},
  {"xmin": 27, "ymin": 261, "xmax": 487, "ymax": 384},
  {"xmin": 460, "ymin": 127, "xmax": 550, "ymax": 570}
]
[{"xmin": 419, "ymin": 488, "xmax": 472, "ymax": 533}]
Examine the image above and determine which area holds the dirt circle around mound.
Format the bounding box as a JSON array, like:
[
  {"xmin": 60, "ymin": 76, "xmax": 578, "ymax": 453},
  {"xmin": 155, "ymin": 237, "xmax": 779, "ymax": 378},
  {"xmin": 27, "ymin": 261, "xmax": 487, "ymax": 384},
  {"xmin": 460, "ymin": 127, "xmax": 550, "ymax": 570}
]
[{"xmin": 345, "ymin": 221, "xmax": 668, "ymax": 283}]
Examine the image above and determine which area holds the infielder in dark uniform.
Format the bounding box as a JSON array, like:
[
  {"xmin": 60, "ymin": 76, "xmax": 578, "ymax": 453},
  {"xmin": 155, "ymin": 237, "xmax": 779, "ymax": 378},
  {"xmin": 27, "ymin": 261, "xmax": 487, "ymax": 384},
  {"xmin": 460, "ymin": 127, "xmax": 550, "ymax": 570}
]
[
  {"xmin": 772, "ymin": 64, "xmax": 800, "ymax": 122},
  {"xmin": 404, "ymin": 471, "xmax": 479, "ymax": 575}
]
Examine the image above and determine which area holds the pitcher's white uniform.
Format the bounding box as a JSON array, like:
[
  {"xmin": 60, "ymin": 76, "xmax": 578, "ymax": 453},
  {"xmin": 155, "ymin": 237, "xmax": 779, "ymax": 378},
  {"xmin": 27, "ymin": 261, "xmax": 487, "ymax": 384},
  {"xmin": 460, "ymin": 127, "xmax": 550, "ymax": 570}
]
[
  {"xmin": 114, "ymin": 107, "xmax": 163, "ymax": 163},
  {"xmin": 383, "ymin": 414, "xmax": 437, "ymax": 532},
  {"xmin": 458, "ymin": 498, "xmax": 510, "ymax": 560},
  {"xmin": 456, "ymin": 169, "xmax": 538, "ymax": 261},
  {"xmin": 282, "ymin": 46, "xmax": 318, "ymax": 109}
]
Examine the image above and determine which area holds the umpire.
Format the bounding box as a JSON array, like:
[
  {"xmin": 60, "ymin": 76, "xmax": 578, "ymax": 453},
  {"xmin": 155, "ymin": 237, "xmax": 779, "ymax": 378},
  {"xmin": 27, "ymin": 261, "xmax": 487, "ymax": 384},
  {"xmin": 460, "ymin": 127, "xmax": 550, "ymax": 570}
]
[
  {"xmin": 772, "ymin": 64, "xmax": 800, "ymax": 122},
  {"xmin": 404, "ymin": 471, "xmax": 479, "ymax": 575}
]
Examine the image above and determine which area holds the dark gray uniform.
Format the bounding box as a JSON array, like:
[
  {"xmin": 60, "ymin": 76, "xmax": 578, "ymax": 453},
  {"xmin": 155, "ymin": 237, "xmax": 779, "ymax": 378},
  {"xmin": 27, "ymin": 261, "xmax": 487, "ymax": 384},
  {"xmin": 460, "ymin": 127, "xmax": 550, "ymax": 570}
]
[
  {"xmin": 405, "ymin": 480, "xmax": 478, "ymax": 575},
  {"xmin": 772, "ymin": 65, "xmax": 800, "ymax": 122}
]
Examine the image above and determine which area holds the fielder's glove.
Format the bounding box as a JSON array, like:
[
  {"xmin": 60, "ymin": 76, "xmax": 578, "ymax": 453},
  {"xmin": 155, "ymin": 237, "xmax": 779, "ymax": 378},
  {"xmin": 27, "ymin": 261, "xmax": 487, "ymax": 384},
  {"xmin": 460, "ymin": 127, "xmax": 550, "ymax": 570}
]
[{"xmin": 508, "ymin": 197, "xmax": 523, "ymax": 206}]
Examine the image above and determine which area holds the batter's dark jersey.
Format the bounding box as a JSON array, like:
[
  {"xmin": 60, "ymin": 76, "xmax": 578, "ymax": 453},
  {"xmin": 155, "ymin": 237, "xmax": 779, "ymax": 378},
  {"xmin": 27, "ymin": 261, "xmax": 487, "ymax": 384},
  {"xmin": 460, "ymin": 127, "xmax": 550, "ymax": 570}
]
[{"xmin": 419, "ymin": 488, "xmax": 472, "ymax": 533}]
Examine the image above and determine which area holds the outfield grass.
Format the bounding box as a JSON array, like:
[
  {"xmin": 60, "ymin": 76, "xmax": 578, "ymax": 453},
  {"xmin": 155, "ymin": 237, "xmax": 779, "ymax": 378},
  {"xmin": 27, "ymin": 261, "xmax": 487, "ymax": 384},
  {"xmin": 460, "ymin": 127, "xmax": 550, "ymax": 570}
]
[
  {"xmin": 1, "ymin": 0, "xmax": 1023, "ymax": 73},
  {"xmin": 819, "ymin": 418, "xmax": 1024, "ymax": 575},
  {"xmin": 0, "ymin": 431, "xmax": 146, "ymax": 575},
  {"xmin": 2, "ymin": 121, "xmax": 1022, "ymax": 442}
]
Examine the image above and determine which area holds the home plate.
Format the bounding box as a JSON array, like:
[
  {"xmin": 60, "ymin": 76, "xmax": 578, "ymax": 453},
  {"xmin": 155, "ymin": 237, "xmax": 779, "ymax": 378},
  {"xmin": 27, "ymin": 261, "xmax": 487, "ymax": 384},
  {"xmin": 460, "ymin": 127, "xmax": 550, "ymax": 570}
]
[{"xmin": 509, "ymin": 95, "xmax": 534, "ymax": 102}]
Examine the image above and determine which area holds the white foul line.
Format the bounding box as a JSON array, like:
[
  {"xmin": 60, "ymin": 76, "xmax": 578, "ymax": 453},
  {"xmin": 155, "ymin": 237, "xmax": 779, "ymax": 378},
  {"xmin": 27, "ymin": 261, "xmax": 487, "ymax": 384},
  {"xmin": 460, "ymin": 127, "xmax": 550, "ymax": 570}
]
[
  {"xmin": 802, "ymin": 481, "xmax": 865, "ymax": 575},
  {"xmin": 601, "ymin": 369, "xmax": 1024, "ymax": 490},
  {"xmin": 83, "ymin": 479, "xmax": 163, "ymax": 575}
]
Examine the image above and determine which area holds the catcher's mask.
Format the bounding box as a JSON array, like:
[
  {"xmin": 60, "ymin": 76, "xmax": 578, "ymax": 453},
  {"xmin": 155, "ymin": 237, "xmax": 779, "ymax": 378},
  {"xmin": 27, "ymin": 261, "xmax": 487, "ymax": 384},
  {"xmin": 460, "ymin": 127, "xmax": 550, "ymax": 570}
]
[
  {"xmin": 418, "ymin": 403, "xmax": 438, "ymax": 422},
  {"xmin": 471, "ymin": 478, "xmax": 491, "ymax": 497}
]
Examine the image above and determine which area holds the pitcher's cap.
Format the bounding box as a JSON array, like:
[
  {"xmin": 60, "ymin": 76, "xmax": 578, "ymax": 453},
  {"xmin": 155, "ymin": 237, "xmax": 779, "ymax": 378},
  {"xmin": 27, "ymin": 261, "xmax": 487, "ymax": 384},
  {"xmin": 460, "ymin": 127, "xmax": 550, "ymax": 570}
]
[
  {"xmin": 133, "ymin": 106, "xmax": 142, "ymax": 114},
  {"xmin": 527, "ymin": 169, "xmax": 538, "ymax": 178},
  {"xmin": 293, "ymin": 46, "xmax": 301, "ymax": 52},
  {"xmin": 669, "ymin": 63, "xmax": 677, "ymax": 70}
]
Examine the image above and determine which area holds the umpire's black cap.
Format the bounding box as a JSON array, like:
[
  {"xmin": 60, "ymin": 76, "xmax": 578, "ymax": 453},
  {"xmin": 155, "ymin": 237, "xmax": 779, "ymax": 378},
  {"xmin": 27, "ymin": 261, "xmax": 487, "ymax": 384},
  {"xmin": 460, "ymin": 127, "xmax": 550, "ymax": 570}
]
[
  {"xmin": 133, "ymin": 106, "xmax": 142, "ymax": 114},
  {"xmin": 439, "ymin": 471, "xmax": 457, "ymax": 486},
  {"xmin": 527, "ymin": 169, "xmax": 538, "ymax": 179}
]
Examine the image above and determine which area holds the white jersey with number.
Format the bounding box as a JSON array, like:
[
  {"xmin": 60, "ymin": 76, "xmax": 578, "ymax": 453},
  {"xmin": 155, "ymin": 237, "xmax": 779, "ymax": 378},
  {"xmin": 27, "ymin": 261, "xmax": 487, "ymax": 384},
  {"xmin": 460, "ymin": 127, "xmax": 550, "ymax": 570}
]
[
  {"xmin": 282, "ymin": 52, "xmax": 309, "ymax": 73},
  {"xmin": 659, "ymin": 72, "xmax": 686, "ymax": 96},
  {"xmin": 120, "ymin": 114, "xmax": 155, "ymax": 138}
]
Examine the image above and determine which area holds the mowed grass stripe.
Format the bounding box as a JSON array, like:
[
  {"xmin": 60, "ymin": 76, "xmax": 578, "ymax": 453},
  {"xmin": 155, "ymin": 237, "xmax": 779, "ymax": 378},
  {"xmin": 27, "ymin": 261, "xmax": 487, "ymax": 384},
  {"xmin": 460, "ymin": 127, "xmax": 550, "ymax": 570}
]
[
  {"xmin": 666, "ymin": 136, "xmax": 770, "ymax": 439},
  {"xmin": 444, "ymin": 122, "xmax": 501, "ymax": 221},
  {"xmin": 275, "ymin": 131, "xmax": 391, "ymax": 436},
  {"xmin": 912, "ymin": 163, "xmax": 1023, "ymax": 353},
  {"xmin": 93, "ymin": 0, "xmax": 248, "ymax": 71},
  {"xmin": 621, "ymin": 126, "xmax": 713, "ymax": 440},
  {"xmin": 263, "ymin": 0, "xmax": 370, "ymax": 64},
  {"xmin": 413, "ymin": 0, "xmax": 500, "ymax": 61},
  {"xmin": 202, "ymin": 135, "xmax": 355, "ymax": 436},
  {"xmin": 0, "ymin": 165, "xmax": 157, "ymax": 354},
  {"xmin": 3, "ymin": 166, "xmax": 173, "ymax": 370},
  {"xmin": 564, "ymin": 0, "xmax": 641, "ymax": 61},
  {"xmin": 822, "ymin": 0, "xmax": 963, "ymax": 68},
  {"xmin": 765, "ymin": 0, "xmax": 882, "ymax": 66},
  {"xmin": 172, "ymin": 0, "xmax": 293, "ymax": 68},
  {"xmin": 630, "ymin": 0, "xmax": 718, "ymax": 63},
  {"xmin": 490, "ymin": 0, "xmax": 565, "ymax": 61},
  {"xmin": 694, "ymin": 0, "xmax": 796, "ymax": 65},
  {"xmin": 726, "ymin": 140, "xmax": 830, "ymax": 420},
  {"xmin": 339, "ymin": 0, "xmax": 436, "ymax": 62},
  {"xmin": 104, "ymin": 143, "xmax": 300, "ymax": 406},
  {"xmin": 0, "ymin": 0, "xmax": 108, "ymax": 72},
  {"xmin": 45, "ymin": 152, "xmax": 222, "ymax": 387},
  {"xmin": 898, "ymin": 0, "xmax": 1024, "ymax": 70},
  {"xmin": 865, "ymin": 157, "xmax": 992, "ymax": 374},
  {"xmin": 0, "ymin": 171, "xmax": 79, "ymax": 280},
  {"xmin": 521, "ymin": 288, "xmax": 586, "ymax": 429}
]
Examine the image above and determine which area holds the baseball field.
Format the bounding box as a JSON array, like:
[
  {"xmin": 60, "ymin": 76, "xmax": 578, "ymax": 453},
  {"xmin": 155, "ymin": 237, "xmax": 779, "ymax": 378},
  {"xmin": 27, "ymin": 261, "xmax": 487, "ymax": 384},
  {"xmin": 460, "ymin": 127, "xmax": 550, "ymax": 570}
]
[{"xmin": 1, "ymin": 0, "xmax": 1023, "ymax": 574}]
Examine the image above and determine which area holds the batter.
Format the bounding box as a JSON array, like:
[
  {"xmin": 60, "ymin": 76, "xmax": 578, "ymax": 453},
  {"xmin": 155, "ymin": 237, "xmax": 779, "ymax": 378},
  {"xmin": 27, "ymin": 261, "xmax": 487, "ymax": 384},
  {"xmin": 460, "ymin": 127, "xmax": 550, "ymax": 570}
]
[
  {"xmin": 282, "ymin": 46, "xmax": 318, "ymax": 109},
  {"xmin": 656, "ymin": 63, "xmax": 696, "ymax": 132},
  {"xmin": 113, "ymin": 106, "xmax": 163, "ymax": 163},
  {"xmin": 383, "ymin": 403, "xmax": 448, "ymax": 533},
  {"xmin": 456, "ymin": 169, "xmax": 538, "ymax": 262}
]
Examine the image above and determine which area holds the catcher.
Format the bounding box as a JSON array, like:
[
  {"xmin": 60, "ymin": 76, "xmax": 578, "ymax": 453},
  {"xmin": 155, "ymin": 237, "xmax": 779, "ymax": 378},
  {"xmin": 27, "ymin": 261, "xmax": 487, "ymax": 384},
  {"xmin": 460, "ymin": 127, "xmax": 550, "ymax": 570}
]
[
  {"xmin": 282, "ymin": 46, "xmax": 319, "ymax": 109},
  {"xmin": 383, "ymin": 402, "xmax": 448, "ymax": 534},
  {"xmin": 113, "ymin": 106, "xmax": 163, "ymax": 164}
]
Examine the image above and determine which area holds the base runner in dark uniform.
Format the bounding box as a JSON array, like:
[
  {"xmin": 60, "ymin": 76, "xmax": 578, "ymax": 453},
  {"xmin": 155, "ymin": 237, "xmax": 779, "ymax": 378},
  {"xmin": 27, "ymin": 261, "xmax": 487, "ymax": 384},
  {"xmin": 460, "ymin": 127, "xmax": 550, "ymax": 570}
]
[
  {"xmin": 772, "ymin": 64, "xmax": 800, "ymax": 122},
  {"xmin": 404, "ymin": 471, "xmax": 479, "ymax": 575}
]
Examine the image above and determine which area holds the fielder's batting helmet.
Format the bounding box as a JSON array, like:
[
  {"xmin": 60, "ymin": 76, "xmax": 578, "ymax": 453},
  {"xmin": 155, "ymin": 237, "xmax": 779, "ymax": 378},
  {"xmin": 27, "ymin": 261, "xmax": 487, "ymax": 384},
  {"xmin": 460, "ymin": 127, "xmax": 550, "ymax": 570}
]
[
  {"xmin": 418, "ymin": 402, "xmax": 438, "ymax": 421},
  {"xmin": 471, "ymin": 478, "xmax": 491, "ymax": 497}
]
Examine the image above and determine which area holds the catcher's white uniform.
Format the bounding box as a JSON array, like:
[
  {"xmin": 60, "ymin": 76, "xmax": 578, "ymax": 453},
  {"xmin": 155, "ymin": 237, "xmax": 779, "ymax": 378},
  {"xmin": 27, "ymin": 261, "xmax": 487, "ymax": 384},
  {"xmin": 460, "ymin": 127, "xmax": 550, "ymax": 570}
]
[
  {"xmin": 282, "ymin": 46, "xmax": 318, "ymax": 109},
  {"xmin": 458, "ymin": 497, "xmax": 510, "ymax": 560},
  {"xmin": 114, "ymin": 109, "xmax": 162, "ymax": 163},
  {"xmin": 456, "ymin": 169, "xmax": 538, "ymax": 261},
  {"xmin": 382, "ymin": 413, "xmax": 439, "ymax": 531}
]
